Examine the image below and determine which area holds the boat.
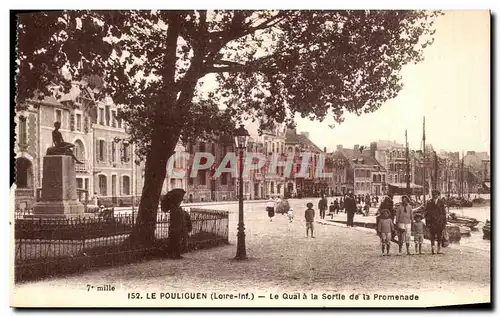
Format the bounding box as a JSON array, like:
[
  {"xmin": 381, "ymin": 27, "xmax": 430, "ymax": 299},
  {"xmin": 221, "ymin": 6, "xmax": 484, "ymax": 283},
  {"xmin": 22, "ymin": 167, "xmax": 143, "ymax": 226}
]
[
  {"xmin": 459, "ymin": 226, "xmax": 471, "ymax": 237},
  {"xmin": 447, "ymin": 212, "xmax": 479, "ymax": 229},
  {"xmin": 483, "ymin": 220, "xmax": 491, "ymax": 240}
]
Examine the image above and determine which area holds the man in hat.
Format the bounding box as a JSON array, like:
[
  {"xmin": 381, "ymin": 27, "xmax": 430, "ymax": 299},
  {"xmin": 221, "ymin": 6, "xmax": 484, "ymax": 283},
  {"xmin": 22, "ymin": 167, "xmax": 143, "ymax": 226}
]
[
  {"xmin": 344, "ymin": 191, "xmax": 357, "ymax": 227},
  {"xmin": 162, "ymin": 188, "xmax": 191, "ymax": 259},
  {"xmin": 425, "ymin": 190, "xmax": 447, "ymax": 255},
  {"xmin": 396, "ymin": 195, "xmax": 413, "ymax": 255}
]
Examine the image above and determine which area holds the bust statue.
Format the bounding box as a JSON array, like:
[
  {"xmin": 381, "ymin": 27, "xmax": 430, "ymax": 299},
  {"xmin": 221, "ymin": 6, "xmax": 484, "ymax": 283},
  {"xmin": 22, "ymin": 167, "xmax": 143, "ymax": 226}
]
[{"xmin": 46, "ymin": 121, "xmax": 84, "ymax": 164}]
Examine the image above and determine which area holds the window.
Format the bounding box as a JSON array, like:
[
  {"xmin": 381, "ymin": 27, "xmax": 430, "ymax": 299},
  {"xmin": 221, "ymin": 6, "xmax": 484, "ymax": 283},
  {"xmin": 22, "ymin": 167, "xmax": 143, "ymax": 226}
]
[
  {"xmin": 122, "ymin": 175, "xmax": 130, "ymax": 195},
  {"xmin": 98, "ymin": 175, "xmax": 107, "ymax": 196},
  {"xmin": 105, "ymin": 106, "xmax": 110, "ymax": 126},
  {"xmin": 112, "ymin": 142, "xmax": 116, "ymax": 162},
  {"xmin": 76, "ymin": 114, "xmax": 82, "ymax": 131},
  {"xmin": 111, "ymin": 111, "xmax": 117, "ymax": 128},
  {"xmin": 122, "ymin": 143, "xmax": 130, "ymax": 162},
  {"xmin": 74, "ymin": 140, "xmax": 85, "ymax": 161},
  {"xmin": 98, "ymin": 140, "xmax": 105, "ymax": 161},
  {"xmin": 199, "ymin": 170, "xmax": 206, "ymax": 185},
  {"xmin": 373, "ymin": 174, "xmax": 377, "ymax": 182},
  {"xmin": 99, "ymin": 108, "xmax": 104, "ymax": 125},
  {"xmin": 15, "ymin": 158, "xmax": 33, "ymax": 188},
  {"xmin": 55, "ymin": 109, "xmax": 62, "ymax": 124},
  {"xmin": 18, "ymin": 116, "xmax": 27, "ymax": 145}
]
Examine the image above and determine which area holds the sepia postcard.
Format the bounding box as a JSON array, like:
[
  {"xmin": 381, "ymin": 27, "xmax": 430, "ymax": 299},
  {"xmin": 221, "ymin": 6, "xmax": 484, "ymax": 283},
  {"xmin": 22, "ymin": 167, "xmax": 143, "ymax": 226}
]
[{"xmin": 10, "ymin": 9, "xmax": 491, "ymax": 308}]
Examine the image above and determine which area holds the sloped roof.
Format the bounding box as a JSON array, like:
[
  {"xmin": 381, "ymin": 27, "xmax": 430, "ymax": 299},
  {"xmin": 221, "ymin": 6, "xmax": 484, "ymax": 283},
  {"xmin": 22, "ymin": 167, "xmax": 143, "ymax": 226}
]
[
  {"xmin": 336, "ymin": 148, "xmax": 384, "ymax": 169},
  {"xmin": 285, "ymin": 129, "xmax": 322, "ymax": 152}
]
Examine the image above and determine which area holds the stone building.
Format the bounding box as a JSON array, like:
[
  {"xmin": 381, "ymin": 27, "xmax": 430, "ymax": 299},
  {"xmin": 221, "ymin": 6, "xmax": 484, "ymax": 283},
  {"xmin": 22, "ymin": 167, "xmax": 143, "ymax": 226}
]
[
  {"xmin": 333, "ymin": 145, "xmax": 386, "ymax": 196},
  {"xmin": 14, "ymin": 83, "xmax": 144, "ymax": 210},
  {"xmin": 285, "ymin": 129, "xmax": 330, "ymax": 197}
]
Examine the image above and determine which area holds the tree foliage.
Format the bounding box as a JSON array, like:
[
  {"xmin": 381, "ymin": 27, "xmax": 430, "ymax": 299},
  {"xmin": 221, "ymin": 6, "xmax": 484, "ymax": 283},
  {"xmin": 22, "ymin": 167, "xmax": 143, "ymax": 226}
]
[
  {"xmin": 16, "ymin": 10, "xmax": 441, "ymax": 245},
  {"xmin": 17, "ymin": 10, "xmax": 441, "ymax": 151}
]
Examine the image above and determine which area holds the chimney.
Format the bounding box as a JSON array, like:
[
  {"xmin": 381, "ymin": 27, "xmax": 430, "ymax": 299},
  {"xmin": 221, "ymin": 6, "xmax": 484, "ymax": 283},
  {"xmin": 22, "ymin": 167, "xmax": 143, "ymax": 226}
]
[
  {"xmin": 370, "ymin": 142, "xmax": 377, "ymax": 158},
  {"xmin": 337, "ymin": 145, "xmax": 343, "ymax": 150},
  {"xmin": 354, "ymin": 144, "xmax": 359, "ymax": 152},
  {"xmin": 323, "ymin": 147, "xmax": 327, "ymax": 153}
]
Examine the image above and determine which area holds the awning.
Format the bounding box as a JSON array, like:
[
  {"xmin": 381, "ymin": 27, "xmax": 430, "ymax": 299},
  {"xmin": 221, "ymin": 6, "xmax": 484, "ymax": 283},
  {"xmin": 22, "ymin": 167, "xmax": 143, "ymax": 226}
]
[{"xmin": 388, "ymin": 183, "xmax": 423, "ymax": 189}]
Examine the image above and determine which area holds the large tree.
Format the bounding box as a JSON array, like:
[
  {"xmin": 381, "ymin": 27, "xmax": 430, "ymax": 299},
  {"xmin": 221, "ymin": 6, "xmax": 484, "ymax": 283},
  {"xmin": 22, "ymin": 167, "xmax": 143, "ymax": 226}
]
[{"xmin": 16, "ymin": 10, "xmax": 441, "ymax": 246}]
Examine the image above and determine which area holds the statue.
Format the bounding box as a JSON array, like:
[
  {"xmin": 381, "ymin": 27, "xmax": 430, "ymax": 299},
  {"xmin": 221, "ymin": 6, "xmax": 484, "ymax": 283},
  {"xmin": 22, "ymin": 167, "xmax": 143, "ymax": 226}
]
[{"xmin": 46, "ymin": 121, "xmax": 84, "ymax": 164}]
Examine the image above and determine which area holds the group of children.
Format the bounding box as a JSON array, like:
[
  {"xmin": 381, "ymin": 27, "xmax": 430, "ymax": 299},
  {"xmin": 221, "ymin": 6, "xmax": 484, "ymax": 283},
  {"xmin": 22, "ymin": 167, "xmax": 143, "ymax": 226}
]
[{"xmin": 377, "ymin": 209, "xmax": 425, "ymax": 256}]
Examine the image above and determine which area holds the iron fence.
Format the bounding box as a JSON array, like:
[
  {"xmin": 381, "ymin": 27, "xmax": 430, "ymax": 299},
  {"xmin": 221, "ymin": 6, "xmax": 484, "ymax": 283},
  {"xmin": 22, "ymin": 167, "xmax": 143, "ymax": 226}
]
[{"xmin": 14, "ymin": 208, "xmax": 229, "ymax": 283}]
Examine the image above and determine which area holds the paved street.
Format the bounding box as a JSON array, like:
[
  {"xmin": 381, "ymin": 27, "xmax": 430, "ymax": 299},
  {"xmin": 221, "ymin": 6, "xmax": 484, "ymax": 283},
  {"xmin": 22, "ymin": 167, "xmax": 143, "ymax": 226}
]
[{"xmin": 13, "ymin": 199, "xmax": 490, "ymax": 307}]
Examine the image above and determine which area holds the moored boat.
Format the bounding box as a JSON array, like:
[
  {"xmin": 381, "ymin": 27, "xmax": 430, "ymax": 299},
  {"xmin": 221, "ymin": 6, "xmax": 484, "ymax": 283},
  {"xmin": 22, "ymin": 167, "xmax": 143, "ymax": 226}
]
[
  {"xmin": 447, "ymin": 212, "xmax": 479, "ymax": 229},
  {"xmin": 482, "ymin": 220, "xmax": 490, "ymax": 240}
]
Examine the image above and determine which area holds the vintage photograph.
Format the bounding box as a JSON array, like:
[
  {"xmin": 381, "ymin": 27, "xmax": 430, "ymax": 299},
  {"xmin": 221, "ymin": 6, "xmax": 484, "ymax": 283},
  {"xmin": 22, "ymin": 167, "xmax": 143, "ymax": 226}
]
[{"xmin": 11, "ymin": 9, "xmax": 490, "ymax": 307}]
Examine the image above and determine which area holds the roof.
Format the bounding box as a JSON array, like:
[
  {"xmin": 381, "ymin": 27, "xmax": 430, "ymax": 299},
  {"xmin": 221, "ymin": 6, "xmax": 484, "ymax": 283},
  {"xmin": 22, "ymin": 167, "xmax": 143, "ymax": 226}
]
[
  {"xmin": 285, "ymin": 129, "xmax": 322, "ymax": 152},
  {"xmin": 336, "ymin": 148, "xmax": 384, "ymax": 168}
]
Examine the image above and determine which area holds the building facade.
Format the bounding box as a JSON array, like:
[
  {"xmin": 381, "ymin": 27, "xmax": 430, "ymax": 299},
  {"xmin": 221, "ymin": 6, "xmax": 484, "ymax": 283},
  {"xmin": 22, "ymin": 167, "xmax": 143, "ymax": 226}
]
[
  {"xmin": 334, "ymin": 144, "xmax": 387, "ymax": 196},
  {"xmin": 14, "ymin": 84, "xmax": 144, "ymax": 210}
]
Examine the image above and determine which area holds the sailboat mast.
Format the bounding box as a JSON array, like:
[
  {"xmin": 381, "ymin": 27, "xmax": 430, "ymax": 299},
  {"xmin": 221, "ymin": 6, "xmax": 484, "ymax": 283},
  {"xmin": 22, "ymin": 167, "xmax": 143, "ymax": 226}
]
[
  {"xmin": 422, "ymin": 117, "xmax": 426, "ymax": 204},
  {"xmin": 406, "ymin": 129, "xmax": 410, "ymax": 196}
]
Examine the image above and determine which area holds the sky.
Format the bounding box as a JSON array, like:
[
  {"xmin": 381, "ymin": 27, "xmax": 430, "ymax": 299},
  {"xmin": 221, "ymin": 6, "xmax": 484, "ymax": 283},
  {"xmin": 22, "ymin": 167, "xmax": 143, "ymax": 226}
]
[{"xmin": 295, "ymin": 10, "xmax": 490, "ymax": 154}]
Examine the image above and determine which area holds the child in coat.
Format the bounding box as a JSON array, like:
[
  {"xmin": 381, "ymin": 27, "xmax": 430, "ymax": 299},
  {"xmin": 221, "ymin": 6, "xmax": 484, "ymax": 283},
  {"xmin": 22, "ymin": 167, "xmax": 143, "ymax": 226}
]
[{"xmin": 377, "ymin": 209, "xmax": 394, "ymax": 256}]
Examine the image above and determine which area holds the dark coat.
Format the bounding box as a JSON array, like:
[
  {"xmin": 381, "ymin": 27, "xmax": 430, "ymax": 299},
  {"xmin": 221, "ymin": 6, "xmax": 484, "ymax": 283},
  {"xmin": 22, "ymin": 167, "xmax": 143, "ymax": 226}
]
[
  {"xmin": 344, "ymin": 196, "xmax": 357, "ymax": 214},
  {"xmin": 425, "ymin": 199, "xmax": 447, "ymax": 230},
  {"xmin": 318, "ymin": 198, "xmax": 328, "ymax": 210}
]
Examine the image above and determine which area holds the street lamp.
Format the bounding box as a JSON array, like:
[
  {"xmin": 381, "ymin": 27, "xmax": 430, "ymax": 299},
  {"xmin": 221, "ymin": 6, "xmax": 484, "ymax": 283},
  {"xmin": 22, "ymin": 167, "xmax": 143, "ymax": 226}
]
[{"xmin": 234, "ymin": 124, "xmax": 249, "ymax": 260}]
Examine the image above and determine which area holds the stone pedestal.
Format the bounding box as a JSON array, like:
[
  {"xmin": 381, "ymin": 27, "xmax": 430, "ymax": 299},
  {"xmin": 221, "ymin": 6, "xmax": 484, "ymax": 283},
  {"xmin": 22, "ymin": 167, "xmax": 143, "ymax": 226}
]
[{"xmin": 32, "ymin": 155, "xmax": 85, "ymax": 218}]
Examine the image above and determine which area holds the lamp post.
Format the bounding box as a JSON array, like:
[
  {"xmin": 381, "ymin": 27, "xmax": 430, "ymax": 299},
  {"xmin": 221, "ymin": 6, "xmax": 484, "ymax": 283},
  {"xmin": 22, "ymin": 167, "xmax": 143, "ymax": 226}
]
[{"xmin": 234, "ymin": 124, "xmax": 249, "ymax": 260}]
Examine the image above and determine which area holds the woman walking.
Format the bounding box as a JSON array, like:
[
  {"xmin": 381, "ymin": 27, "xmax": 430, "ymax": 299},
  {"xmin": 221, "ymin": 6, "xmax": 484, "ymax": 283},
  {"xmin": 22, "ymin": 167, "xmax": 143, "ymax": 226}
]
[{"xmin": 266, "ymin": 197, "xmax": 276, "ymax": 221}]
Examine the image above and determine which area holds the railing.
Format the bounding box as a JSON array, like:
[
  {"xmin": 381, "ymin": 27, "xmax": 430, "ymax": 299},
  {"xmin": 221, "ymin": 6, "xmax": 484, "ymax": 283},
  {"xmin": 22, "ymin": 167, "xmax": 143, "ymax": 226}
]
[
  {"xmin": 75, "ymin": 160, "xmax": 89, "ymax": 173},
  {"xmin": 14, "ymin": 208, "xmax": 229, "ymax": 282}
]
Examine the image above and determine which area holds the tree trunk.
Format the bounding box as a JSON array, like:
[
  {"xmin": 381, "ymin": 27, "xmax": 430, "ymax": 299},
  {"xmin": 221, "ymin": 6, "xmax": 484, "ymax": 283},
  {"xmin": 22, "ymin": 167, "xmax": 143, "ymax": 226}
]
[
  {"xmin": 124, "ymin": 11, "xmax": 183, "ymax": 248},
  {"xmin": 126, "ymin": 127, "xmax": 180, "ymax": 247}
]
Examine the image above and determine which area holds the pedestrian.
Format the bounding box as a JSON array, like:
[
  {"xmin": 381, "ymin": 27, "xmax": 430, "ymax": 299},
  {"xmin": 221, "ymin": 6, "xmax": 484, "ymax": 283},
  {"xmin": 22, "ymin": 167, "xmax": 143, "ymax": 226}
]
[
  {"xmin": 305, "ymin": 202, "xmax": 315, "ymax": 238},
  {"xmin": 329, "ymin": 202, "xmax": 335, "ymax": 217},
  {"xmin": 318, "ymin": 194, "xmax": 328, "ymax": 219},
  {"xmin": 161, "ymin": 188, "xmax": 190, "ymax": 259},
  {"xmin": 425, "ymin": 190, "xmax": 447, "ymax": 255},
  {"xmin": 363, "ymin": 202, "xmax": 370, "ymax": 216},
  {"xmin": 344, "ymin": 191, "xmax": 357, "ymax": 227},
  {"xmin": 413, "ymin": 214, "xmax": 425, "ymax": 255},
  {"xmin": 396, "ymin": 195, "xmax": 413, "ymax": 255},
  {"xmin": 266, "ymin": 197, "xmax": 276, "ymax": 221},
  {"xmin": 339, "ymin": 197, "xmax": 344, "ymax": 213},
  {"xmin": 377, "ymin": 209, "xmax": 394, "ymax": 256},
  {"xmin": 333, "ymin": 199, "xmax": 339, "ymax": 214},
  {"xmin": 378, "ymin": 192, "xmax": 397, "ymax": 243},
  {"xmin": 287, "ymin": 207, "xmax": 294, "ymax": 223}
]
